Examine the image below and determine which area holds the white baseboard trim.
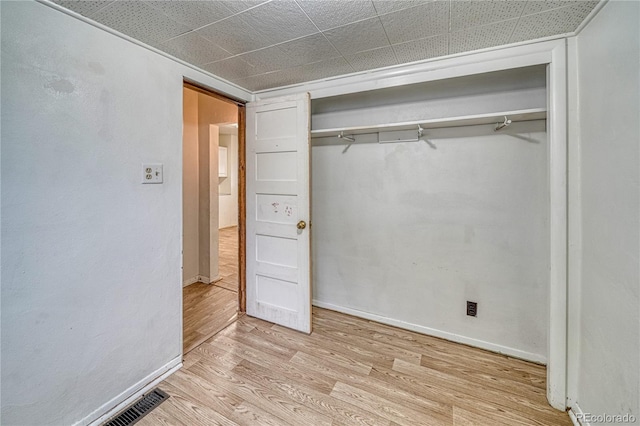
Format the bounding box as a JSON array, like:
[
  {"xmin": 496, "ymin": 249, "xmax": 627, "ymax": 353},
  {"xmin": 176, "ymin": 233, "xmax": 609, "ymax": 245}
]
[
  {"xmin": 79, "ymin": 356, "xmax": 182, "ymax": 426},
  {"xmin": 569, "ymin": 402, "xmax": 588, "ymax": 426},
  {"xmin": 184, "ymin": 275, "xmax": 222, "ymax": 286},
  {"xmin": 183, "ymin": 276, "xmax": 200, "ymax": 287},
  {"xmin": 312, "ymin": 300, "xmax": 547, "ymax": 364}
]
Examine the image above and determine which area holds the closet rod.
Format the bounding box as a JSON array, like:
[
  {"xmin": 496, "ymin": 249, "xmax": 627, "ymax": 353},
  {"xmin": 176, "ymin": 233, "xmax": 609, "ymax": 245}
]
[{"xmin": 311, "ymin": 108, "xmax": 547, "ymax": 139}]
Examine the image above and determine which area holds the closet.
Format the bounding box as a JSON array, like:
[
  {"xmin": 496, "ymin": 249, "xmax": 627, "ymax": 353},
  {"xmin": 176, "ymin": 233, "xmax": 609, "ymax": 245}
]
[{"xmin": 310, "ymin": 65, "xmax": 549, "ymax": 363}]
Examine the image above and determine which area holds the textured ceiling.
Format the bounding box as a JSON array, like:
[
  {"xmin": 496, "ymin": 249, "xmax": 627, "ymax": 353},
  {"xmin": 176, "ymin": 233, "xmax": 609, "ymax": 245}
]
[{"xmin": 53, "ymin": 0, "xmax": 599, "ymax": 91}]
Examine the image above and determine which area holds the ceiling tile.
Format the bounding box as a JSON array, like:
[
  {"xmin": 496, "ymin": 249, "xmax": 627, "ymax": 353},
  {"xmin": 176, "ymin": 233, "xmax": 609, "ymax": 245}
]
[
  {"xmin": 278, "ymin": 33, "xmax": 342, "ymax": 67},
  {"xmin": 161, "ymin": 32, "xmax": 231, "ymax": 65},
  {"xmin": 218, "ymin": 0, "xmax": 269, "ymax": 15},
  {"xmin": 296, "ymin": 0, "xmax": 378, "ymax": 30},
  {"xmin": 346, "ymin": 45, "xmax": 398, "ymax": 72},
  {"xmin": 239, "ymin": 34, "xmax": 341, "ymax": 74},
  {"xmin": 143, "ymin": 1, "xmax": 234, "ymax": 30},
  {"xmin": 240, "ymin": 1, "xmax": 319, "ymax": 45},
  {"xmin": 450, "ymin": 0, "xmax": 527, "ymax": 31},
  {"xmin": 197, "ymin": 15, "xmax": 272, "ymax": 55},
  {"xmin": 52, "ymin": 0, "xmax": 114, "ymax": 17},
  {"xmin": 239, "ymin": 67, "xmax": 306, "ymax": 91},
  {"xmin": 511, "ymin": 2, "xmax": 598, "ymax": 42},
  {"xmin": 202, "ymin": 56, "xmax": 258, "ymax": 81},
  {"xmin": 521, "ymin": 0, "xmax": 589, "ymax": 16},
  {"xmin": 323, "ymin": 17, "xmax": 390, "ymax": 56},
  {"xmin": 372, "ymin": 0, "xmax": 432, "ymax": 16},
  {"xmin": 450, "ymin": 18, "xmax": 518, "ymax": 54},
  {"xmin": 238, "ymin": 45, "xmax": 290, "ymax": 73},
  {"xmin": 92, "ymin": 1, "xmax": 190, "ymax": 45},
  {"xmin": 379, "ymin": 1, "xmax": 449, "ymax": 45},
  {"xmin": 302, "ymin": 57, "xmax": 355, "ymax": 82},
  {"xmin": 393, "ymin": 34, "xmax": 448, "ymax": 63},
  {"xmin": 55, "ymin": 0, "xmax": 602, "ymax": 92}
]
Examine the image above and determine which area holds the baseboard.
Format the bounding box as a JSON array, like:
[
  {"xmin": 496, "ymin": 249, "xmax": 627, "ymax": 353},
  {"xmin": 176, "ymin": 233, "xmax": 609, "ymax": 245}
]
[
  {"xmin": 312, "ymin": 300, "xmax": 547, "ymax": 364},
  {"xmin": 78, "ymin": 356, "xmax": 182, "ymax": 426},
  {"xmin": 569, "ymin": 403, "xmax": 588, "ymax": 426},
  {"xmin": 184, "ymin": 275, "xmax": 222, "ymax": 286},
  {"xmin": 183, "ymin": 276, "xmax": 199, "ymax": 287}
]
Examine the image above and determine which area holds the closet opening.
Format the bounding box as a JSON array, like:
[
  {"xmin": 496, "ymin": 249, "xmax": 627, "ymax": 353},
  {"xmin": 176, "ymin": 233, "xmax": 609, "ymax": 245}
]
[
  {"xmin": 310, "ymin": 65, "xmax": 551, "ymax": 365},
  {"xmin": 182, "ymin": 82, "xmax": 246, "ymax": 354}
]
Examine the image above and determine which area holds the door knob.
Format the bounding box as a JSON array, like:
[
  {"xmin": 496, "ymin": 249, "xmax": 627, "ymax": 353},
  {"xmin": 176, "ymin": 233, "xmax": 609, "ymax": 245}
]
[{"xmin": 297, "ymin": 220, "xmax": 307, "ymax": 230}]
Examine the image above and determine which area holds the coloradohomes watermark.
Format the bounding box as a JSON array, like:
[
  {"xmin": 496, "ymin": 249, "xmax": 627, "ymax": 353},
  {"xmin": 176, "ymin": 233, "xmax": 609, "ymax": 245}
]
[{"xmin": 576, "ymin": 412, "xmax": 637, "ymax": 424}]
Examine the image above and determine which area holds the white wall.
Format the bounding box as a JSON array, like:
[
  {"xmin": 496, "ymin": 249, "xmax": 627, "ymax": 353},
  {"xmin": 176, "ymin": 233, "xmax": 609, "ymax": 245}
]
[
  {"xmin": 219, "ymin": 133, "xmax": 239, "ymax": 229},
  {"xmin": 571, "ymin": 0, "xmax": 640, "ymax": 421},
  {"xmin": 312, "ymin": 120, "xmax": 549, "ymax": 361},
  {"xmin": 0, "ymin": 2, "xmax": 250, "ymax": 425}
]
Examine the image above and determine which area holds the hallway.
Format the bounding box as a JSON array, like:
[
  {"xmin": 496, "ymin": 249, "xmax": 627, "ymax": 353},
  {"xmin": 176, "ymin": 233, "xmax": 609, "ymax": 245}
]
[{"xmin": 183, "ymin": 226, "xmax": 239, "ymax": 354}]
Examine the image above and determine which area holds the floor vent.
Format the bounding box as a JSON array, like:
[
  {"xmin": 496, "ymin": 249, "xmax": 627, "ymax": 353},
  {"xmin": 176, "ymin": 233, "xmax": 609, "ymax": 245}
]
[{"xmin": 104, "ymin": 388, "xmax": 169, "ymax": 426}]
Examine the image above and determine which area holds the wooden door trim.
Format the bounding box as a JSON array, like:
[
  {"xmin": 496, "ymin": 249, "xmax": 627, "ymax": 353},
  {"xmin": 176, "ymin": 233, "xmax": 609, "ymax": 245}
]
[
  {"xmin": 183, "ymin": 81, "xmax": 245, "ymax": 106},
  {"xmin": 238, "ymin": 105, "xmax": 246, "ymax": 312}
]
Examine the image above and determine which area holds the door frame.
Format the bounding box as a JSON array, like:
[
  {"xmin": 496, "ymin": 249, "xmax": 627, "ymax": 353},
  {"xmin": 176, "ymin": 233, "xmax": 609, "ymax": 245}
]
[
  {"xmin": 182, "ymin": 81, "xmax": 247, "ymax": 314},
  {"xmin": 254, "ymin": 39, "xmax": 569, "ymax": 410}
]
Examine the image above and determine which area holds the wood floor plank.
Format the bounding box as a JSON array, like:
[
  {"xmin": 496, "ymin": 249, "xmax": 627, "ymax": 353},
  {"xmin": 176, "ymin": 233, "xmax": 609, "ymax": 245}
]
[
  {"xmin": 232, "ymin": 358, "xmax": 392, "ymax": 426},
  {"xmin": 193, "ymin": 341, "xmax": 244, "ymax": 370},
  {"xmin": 158, "ymin": 382, "xmax": 239, "ymax": 426},
  {"xmin": 315, "ymin": 312, "xmax": 545, "ymax": 389},
  {"xmin": 236, "ymin": 351, "xmax": 337, "ymax": 395},
  {"xmin": 313, "ymin": 320, "xmax": 423, "ymax": 365},
  {"xmin": 183, "ymin": 226, "xmax": 239, "ymax": 354},
  {"xmin": 189, "ymin": 358, "xmax": 332, "ymax": 426},
  {"xmin": 289, "ymin": 351, "xmax": 453, "ymax": 420},
  {"xmin": 392, "ymin": 359, "xmax": 571, "ymax": 425},
  {"xmin": 183, "ymin": 284, "xmax": 238, "ymax": 353},
  {"xmin": 330, "ymin": 382, "xmax": 451, "ymax": 426},
  {"xmin": 165, "ymin": 369, "xmax": 243, "ymax": 417},
  {"xmin": 230, "ymin": 401, "xmax": 292, "ymax": 426},
  {"xmin": 313, "ymin": 308, "xmax": 546, "ymax": 381},
  {"xmin": 221, "ymin": 325, "xmax": 298, "ymax": 359},
  {"xmin": 136, "ymin": 404, "xmax": 187, "ymax": 426},
  {"xmin": 418, "ymin": 352, "xmax": 548, "ymax": 402},
  {"xmin": 212, "ymin": 333, "xmax": 296, "ymax": 364},
  {"xmin": 367, "ymin": 365, "xmax": 538, "ymax": 426},
  {"xmin": 248, "ymin": 324, "xmax": 373, "ymax": 375},
  {"xmin": 453, "ymin": 406, "xmax": 515, "ymax": 426},
  {"xmin": 201, "ymin": 328, "xmax": 338, "ymax": 394},
  {"xmin": 154, "ymin": 307, "xmax": 571, "ymax": 425},
  {"xmin": 268, "ymin": 323, "xmax": 398, "ymax": 371}
]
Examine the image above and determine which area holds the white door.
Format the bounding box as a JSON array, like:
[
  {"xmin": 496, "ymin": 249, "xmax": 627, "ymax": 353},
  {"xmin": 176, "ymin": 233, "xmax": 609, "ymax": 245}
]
[{"xmin": 246, "ymin": 93, "xmax": 311, "ymax": 333}]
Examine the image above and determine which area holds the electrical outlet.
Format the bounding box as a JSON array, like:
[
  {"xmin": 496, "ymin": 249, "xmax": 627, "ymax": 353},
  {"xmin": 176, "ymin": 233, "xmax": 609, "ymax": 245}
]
[
  {"xmin": 467, "ymin": 301, "xmax": 477, "ymax": 317},
  {"xmin": 142, "ymin": 163, "xmax": 163, "ymax": 184}
]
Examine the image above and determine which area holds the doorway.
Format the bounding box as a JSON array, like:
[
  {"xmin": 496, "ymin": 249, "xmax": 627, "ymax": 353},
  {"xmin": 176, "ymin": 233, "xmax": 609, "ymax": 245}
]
[{"xmin": 182, "ymin": 82, "xmax": 245, "ymax": 354}]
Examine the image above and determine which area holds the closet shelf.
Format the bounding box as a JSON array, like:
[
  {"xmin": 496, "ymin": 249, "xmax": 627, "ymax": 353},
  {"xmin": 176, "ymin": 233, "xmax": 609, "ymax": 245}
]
[{"xmin": 310, "ymin": 108, "xmax": 547, "ymax": 138}]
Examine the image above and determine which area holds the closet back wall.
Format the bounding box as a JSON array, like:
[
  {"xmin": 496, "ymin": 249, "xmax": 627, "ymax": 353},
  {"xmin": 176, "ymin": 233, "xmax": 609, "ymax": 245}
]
[{"xmin": 312, "ymin": 121, "xmax": 549, "ymax": 361}]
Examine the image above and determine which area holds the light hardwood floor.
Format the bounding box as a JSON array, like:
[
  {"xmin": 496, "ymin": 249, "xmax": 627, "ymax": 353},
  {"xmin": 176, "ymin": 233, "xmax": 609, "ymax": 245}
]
[
  {"xmin": 150, "ymin": 307, "xmax": 571, "ymax": 425},
  {"xmin": 183, "ymin": 226, "xmax": 239, "ymax": 354},
  {"xmin": 215, "ymin": 226, "xmax": 239, "ymax": 293}
]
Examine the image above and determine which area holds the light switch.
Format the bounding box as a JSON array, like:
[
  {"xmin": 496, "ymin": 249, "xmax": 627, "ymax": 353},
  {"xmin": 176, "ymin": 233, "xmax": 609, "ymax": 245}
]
[{"xmin": 142, "ymin": 163, "xmax": 163, "ymax": 184}]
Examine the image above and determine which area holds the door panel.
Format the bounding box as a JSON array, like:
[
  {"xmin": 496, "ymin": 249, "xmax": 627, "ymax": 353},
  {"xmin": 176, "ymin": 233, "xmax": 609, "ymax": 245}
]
[{"xmin": 246, "ymin": 93, "xmax": 311, "ymax": 333}]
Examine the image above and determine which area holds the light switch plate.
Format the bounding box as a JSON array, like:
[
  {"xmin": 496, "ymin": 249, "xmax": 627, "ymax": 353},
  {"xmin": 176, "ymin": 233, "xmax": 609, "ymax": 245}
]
[{"xmin": 142, "ymin": 163, "xmax": 163, "ymax": 184}]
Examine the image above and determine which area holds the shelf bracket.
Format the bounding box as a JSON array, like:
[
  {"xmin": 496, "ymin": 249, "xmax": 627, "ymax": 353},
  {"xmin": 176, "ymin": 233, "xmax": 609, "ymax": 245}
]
[
  {"xmin": 495, "ymin": 116, "xmax": 512, "ymax": 131},
  {"xmin": 337, "ymin": 131, "xmax": 355, "ymax": 142}
]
